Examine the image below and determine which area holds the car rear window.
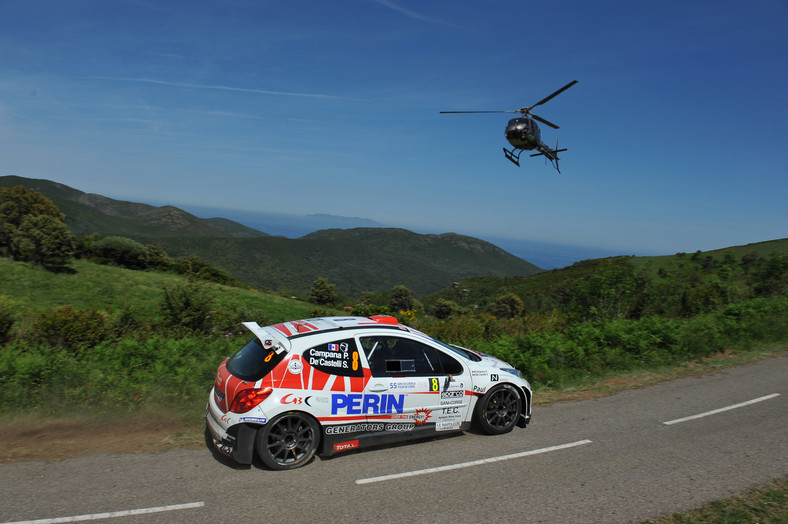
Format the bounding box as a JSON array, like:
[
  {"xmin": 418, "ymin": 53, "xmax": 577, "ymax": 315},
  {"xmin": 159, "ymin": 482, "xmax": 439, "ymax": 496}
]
[{"xmin": 226, "ymin": 337, "xmax": 285, "ymax": 381}]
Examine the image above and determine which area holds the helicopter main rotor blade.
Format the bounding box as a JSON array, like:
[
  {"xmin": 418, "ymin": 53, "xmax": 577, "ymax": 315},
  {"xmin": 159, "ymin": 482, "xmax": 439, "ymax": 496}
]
[
  {"xmin": 528, "ymin": 80, "xmax": 578, "ymax": 110},
  {"xmin": 530, "ymin": 113, "xmax": 560, "ymax": 129},
  {"xmin": 439, "ymin": 110, "xmax": 519, "ymax": 114}
]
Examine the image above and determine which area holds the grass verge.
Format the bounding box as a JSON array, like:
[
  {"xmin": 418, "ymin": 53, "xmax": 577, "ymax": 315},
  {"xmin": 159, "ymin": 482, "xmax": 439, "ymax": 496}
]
[
  {"xmin": 1, "ymin": 343, "xmax": 785, "ymax": 463},
  {"xmin": 643, "ymin": 476, "xmax": 788, "ymax": 523}
]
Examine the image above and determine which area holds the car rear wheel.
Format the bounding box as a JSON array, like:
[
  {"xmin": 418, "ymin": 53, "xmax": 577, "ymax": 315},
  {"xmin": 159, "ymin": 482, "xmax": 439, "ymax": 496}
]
[
  {"xmin": 474, "ymin": 384, "xmax": 522, "ymax": 435},
  {"xmin": 256, "ymin": 412, "xmax": 321, "ymax": 470}
]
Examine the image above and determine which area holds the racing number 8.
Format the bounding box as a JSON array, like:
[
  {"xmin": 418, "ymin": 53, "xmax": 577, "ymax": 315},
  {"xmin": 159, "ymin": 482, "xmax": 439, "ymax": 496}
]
[
  {"xmin": 264, "ymin": 350, "xmax": 274, "ymax": 362},
  {"xmin": 352, "ymin": 351, "xmax": 359, "ymax": 371},
  {"xmin": 429, "ymin": 377, "xmax": 439, "ymax": 392}
]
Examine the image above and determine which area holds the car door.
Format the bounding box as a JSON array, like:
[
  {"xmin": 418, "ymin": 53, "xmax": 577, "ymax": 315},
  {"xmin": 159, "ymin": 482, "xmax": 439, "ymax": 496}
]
[{"xmin": 359, "ymin": 334, "xmax": 471, "ymax": 433}]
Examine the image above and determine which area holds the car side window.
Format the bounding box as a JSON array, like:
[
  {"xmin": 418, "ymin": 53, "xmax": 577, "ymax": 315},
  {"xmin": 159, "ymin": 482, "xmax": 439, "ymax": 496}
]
[
  {"xmin": 437, "ymin": 350, "xmax": 463, "ymax": 375},
  {"xmin": 360, "ymin": 336, "xmax": 443, "ymax": 377},
  {"xmin": 302, "ymin": 338, "xmax": 363, "ymax": 377}
]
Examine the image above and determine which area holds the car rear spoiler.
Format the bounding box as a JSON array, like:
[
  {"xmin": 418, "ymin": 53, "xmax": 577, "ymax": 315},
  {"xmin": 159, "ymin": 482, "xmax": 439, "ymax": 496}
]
[{"xmin": 241, "ymin": 321, "xmax": 288, "ymax": 354}]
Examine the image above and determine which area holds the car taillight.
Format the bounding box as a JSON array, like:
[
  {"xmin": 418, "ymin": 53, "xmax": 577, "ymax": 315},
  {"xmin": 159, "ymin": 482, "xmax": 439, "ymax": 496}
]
[{"xmin": 230, "ymin": 388, "xmax": 273, "ymax": 413}]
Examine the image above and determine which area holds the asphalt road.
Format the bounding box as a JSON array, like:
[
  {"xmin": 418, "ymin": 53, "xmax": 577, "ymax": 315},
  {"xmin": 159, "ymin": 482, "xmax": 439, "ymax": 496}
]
[{"xmin": 2, "ymin": 356, "xmax": 786, "ymax": 524}]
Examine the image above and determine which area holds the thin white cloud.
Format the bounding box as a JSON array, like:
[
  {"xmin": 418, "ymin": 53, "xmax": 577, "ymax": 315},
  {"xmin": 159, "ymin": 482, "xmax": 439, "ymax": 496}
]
[
  {"xmin": 371, "ymin": 0, "xmax": 462, "ymax": 28},
  {"xmin": 89, "ymin": 76, "xmax": 353, "ymax": 100}
]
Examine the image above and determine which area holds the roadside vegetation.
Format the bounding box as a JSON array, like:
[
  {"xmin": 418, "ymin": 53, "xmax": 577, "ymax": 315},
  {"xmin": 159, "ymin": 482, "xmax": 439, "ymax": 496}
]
[
  {"xmin": 1, "ymin": 186, "xmax": 786, "ymax": 520},
  {"xmin": 1, "ymin": 186, "xmax": 787, "ymax": 418},
  {"xmin": 643, "ymin": 475, "xmax": 788, "ymax": 524}
]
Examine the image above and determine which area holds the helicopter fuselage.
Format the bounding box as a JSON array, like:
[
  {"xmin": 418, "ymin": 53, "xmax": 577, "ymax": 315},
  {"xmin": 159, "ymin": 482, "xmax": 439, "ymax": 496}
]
[{"xmin": 504, "ymin": 116, "xmax": 542, "ymax": 151}]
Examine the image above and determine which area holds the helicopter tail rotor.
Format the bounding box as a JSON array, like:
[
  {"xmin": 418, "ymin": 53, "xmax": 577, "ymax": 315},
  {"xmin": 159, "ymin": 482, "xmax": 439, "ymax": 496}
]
[{"xmin": 530, "ymin": 138, "xmax": 567, "ymax": 173}]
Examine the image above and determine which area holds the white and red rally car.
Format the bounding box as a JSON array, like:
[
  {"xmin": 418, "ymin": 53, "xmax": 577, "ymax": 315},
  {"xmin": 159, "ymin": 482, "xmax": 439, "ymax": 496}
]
[{"xmin": 205, "ymin": 315, "xmax": 532, "ymax": 469}]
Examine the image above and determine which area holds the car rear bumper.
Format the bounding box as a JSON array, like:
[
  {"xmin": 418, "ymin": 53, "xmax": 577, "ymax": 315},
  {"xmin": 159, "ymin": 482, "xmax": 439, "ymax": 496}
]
[{"xmin": 205, "ymin": 392, "xmax": 257, "ymax": 464}]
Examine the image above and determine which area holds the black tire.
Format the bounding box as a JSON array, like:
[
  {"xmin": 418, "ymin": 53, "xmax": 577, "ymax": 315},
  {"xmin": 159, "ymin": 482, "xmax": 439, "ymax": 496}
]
[
  {"xmin": 256, "ymin": 412, "xmax": 321, "ymax": 470},
  {"xmin": 473, "ymin": 384, "xmax": 522, "ymax": 435}
]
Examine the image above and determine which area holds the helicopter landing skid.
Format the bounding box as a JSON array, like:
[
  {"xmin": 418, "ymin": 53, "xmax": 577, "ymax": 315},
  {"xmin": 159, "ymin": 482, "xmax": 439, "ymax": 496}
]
[{"xmin": 503, "ymin": 147, "xmax": 521, "ymax": 167}]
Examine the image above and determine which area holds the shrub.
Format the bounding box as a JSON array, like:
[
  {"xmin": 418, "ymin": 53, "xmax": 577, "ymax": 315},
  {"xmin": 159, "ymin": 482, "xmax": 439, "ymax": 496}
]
[
  {"xmin": 90, "ymin": 236, "xmax": 150, "ymax": 270},
  {"xmin": 31, "ymin": 305, "xmax": 109, "ymax": 352},
  {"xmin": 0, "ymin": 295, "xmax": 15, "ymax": 344},
  {"xmin": 15, "ymin": 214, "xmax": 76, "ymax": 269},
  {"xmin": 158, "ymin": 281, "xmax": 215, "ymax": 334},
  {"xmin": 433, "ymin": 298, "xmax": 459, "ymax": 319}
]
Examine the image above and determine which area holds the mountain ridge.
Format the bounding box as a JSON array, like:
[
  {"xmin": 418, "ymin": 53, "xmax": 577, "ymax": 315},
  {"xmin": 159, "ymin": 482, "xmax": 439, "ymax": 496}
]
[{"xmin": 0, "ymin": 175, "xmax": 541, "ymax": 297}]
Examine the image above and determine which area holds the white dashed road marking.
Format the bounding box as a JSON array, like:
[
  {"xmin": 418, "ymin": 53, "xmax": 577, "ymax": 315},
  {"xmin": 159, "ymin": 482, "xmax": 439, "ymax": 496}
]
[
  {"xmin": 356, "ymin": 439, "xmax": 593, "ymax": 484},
  {"xmin": 2, "ymin": 502, "xmax": 205, "ymax": 524},
  {"xmin": 663, "ymin": 393, "xmax": 780, "ymax": 426}
]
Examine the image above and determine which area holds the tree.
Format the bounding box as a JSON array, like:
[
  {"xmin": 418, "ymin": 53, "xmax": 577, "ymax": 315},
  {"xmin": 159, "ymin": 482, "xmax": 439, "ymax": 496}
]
[
  {"xmin": 751, "ymin": 253, "xmax": 788, "ymax": 297},
  {"xmin": 433, "ymin": 298, "xmax": 459, "ymax": 319},
  {"xmin": 309, "ymin": 277, "xmax": 336, "ymax": 306},
  {"xmin": 0, "ymin": 186, "xmax": 70, "ymax": 261},
  {"xmin": 389, "ymin": 285, "xmax": 415, "ymax": 312},
  {"xmin": 494, "ymin": 292, "xmax": 524, "ymax": 318},
  {"xmin": 89, "ymin": 236, "xmax": 149, "ymax": 269},
  {"xmin": 15, "ymin": 214, "xmax": 76, "ymax": 269}
]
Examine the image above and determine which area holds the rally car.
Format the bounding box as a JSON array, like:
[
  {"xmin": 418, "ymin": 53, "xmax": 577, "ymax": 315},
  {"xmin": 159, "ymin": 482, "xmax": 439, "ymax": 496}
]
[{"xmin": 205, "ymin": 315, "xmax": 532, "ymax": 469}]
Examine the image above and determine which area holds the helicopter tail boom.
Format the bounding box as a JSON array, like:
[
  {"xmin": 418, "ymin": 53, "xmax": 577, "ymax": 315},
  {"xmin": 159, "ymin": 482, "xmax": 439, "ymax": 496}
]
[{"xmin": 529, "ymin": 139, "xmax": 566, "ymax": 173}]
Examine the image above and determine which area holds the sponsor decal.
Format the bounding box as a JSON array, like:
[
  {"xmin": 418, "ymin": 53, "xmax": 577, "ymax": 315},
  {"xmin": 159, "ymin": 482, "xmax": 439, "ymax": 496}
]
[
  {"xmin": 389, "ymin": 381, "xmax": 419, "ymax": 390},
  {"xmin": 386, "ymin": 423, "xmax": 415, "ymax": 432},
  {"xmin": 441, "ymin": 390, "xmax": 463, "ymax": 399},
  {"xmin": 333, "ymin": 440, "xmax": 359, "ymax": 452},
  {"xmin": 325, "ymin": 422, "xmax": 416, "ymax": 435},
  {"xmin": 288, "ymin": 359, "xmax": 303, "ymax": 374},
  {"xmin": 326, "ymin": 423, "xmax": 385, "ymax": 435},
  {"xmin": 305, "ymin": 340, "xmax": 363, "ymax": 377},
  {"xmin": 414, "ymin": 408, "xmax": 432, "ymax": 426},
  {"xmin": 240, "ymin": 416, "xmax": 267, "ymax": 423},
  {"xmin": 472, "ymin": 385, "xmax": 487, "ymax": 393},
  {"xmin": 471, "ymin": 370, "xmax": 488, "ymax": 376},
  {"xmin": 281, "ymin": 393, "xmax": 312, "ymax": 406},
  {"xmin": 331, "ymin": 393, "xmax": 405, "ymax": 415},
  {"xmin": 436, "ymin": 401, "xmax": 464, "ymax": 431},
  {"xmin": 491, "ymin": 374, "xmax": 499, "ymax": 382},
  {"xmin": 436, "ymin": 421, "xmax": 461, "ymax": 431}
]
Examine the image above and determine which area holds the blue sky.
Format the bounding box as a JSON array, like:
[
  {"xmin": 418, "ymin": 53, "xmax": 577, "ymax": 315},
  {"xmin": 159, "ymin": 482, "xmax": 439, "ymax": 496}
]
[{"xmin": 1, "ymin": 0, "xmax": 786, "ymax": 265}]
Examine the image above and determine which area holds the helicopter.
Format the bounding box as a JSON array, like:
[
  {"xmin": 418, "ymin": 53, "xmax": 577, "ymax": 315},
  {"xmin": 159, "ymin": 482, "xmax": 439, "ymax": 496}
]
[{"xmin": 441, "ymin": 80, "xmax": 578, "ymax": 173}]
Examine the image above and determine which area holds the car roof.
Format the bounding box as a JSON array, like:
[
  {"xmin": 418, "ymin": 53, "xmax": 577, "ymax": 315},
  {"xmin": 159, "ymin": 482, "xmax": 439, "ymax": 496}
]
[{"xmin": 268, "ymin": 315, "xmax": 408, "ymax": 340}]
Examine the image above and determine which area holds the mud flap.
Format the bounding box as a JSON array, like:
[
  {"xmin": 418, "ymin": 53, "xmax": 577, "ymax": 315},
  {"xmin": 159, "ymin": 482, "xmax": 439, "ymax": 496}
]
[{"xmin": 232, "ymin": 424, "xmax": 258, "ymax": 464}]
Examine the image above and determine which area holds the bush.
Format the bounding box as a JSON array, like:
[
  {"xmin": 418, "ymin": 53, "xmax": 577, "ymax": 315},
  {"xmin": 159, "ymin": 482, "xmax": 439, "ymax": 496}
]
[
  {"xmin": 158, "ymin": 281, "xmax": 215, "ymax": 334},
  {"xmin": 15, "ymin": 214, "xmax": 76, "ymax": 269},
  {"xmin": 31, "ymin": 305, "xmax": 109, "ymax": 353},
  {"xmin": 0, "ymin": 336, "xmax": 239, "ymax": 412},
  {"xmin": 90, "ymin": 236, "xmax": 150, "ymax": 270},
  {"xmin": 0, "ymin": 295, "xmax": 15, "ymax": 344}
]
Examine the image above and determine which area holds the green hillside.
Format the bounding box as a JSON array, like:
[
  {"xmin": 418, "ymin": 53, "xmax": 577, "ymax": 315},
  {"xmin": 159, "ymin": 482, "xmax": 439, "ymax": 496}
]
[
  {"xmin": 0, "ymin": 258, "xmax": 323, "ymax": 325},
  {"xmin": 0, "ymin": 175, "xmax": 541, "ymax": 298},
  {"xmin": 154, "ymin": 228, "xmax": 541, "ymax": 298},
  {"xmin": 423, "ymin": 239, "xmax": 788, "ymax": 317}
]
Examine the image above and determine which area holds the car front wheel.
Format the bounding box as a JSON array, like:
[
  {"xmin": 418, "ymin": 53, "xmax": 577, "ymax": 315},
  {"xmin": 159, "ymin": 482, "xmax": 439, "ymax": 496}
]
[
  {"xmin": 473, "ymin": 384, "xmax": 522, "ymax": 435},
  {"xmin": 256, "ymin": 412, "xmax": 321, "ymax": 470}
]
